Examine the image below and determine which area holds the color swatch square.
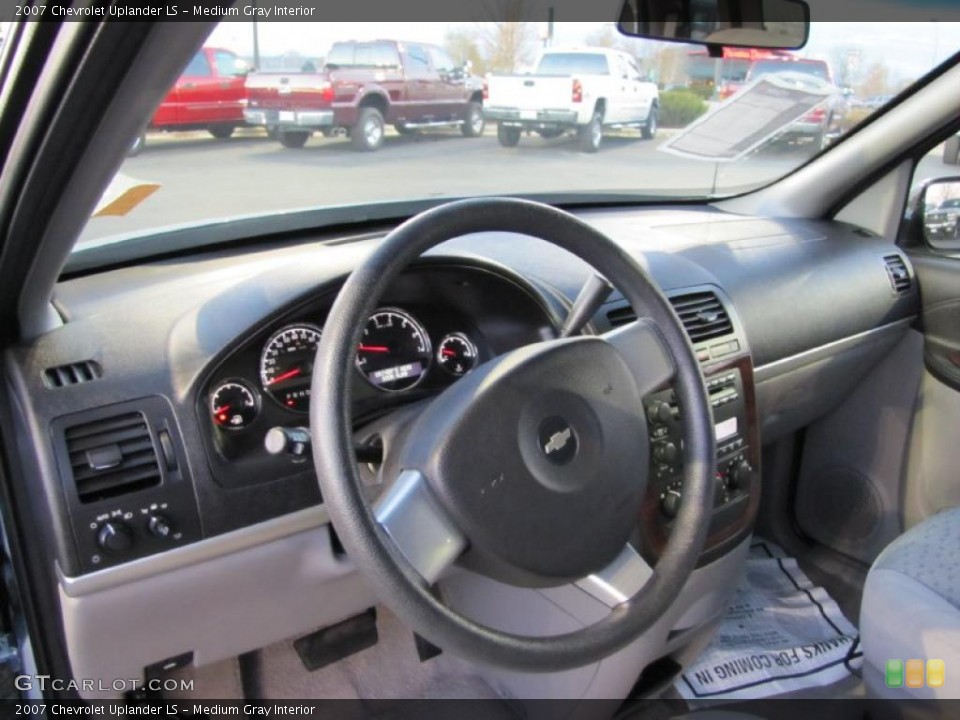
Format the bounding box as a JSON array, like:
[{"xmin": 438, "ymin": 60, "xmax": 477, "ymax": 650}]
[
  {"xmin": 927, "ymin": 659, "xmax": 945, "ymax": 688},
  {"xmin": 906, "ymin": 659, "xmax": 925, "ymax": 688},
  {"xmin": 886, "ymin": 659, "xmax": 904, "ymax": 688}
]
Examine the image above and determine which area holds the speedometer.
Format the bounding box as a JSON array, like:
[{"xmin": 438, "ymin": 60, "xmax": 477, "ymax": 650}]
[
  {"xmin": 260, "ymin": 323, "xmax": 323, "ymax": 412},
  {"xmin": 355, "ymin": 308, "xmax": 431, "ymax": 392}
]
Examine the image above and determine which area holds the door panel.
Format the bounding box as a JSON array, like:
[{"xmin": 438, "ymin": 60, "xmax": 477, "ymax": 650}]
[{"xmin": 902, "ymin": 250, "xmax": 960, "ymax": 527}]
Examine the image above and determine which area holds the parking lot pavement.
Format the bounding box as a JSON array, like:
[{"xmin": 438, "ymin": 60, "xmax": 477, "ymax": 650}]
[{"xmin": 80, "ymin": 127, "xmax": 829, "ymax": 244}]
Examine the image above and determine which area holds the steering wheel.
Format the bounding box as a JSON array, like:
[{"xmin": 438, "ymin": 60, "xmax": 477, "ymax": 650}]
[{"xmin": 311, "ymin": 198, "xmax": 714, "ymax": 672}]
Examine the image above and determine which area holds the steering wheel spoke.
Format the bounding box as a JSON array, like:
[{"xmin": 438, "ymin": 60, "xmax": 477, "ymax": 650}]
[
  {"xmin": 574, "ymin": 543, "xmax": 653, "ymax": 609},
  {"xmin": 374, "ymin": 469, "xmax": 467, "ymax": 584},
  {"xmin": 603, "ymin": 318, "xmax": 676, "ymax": 396}
]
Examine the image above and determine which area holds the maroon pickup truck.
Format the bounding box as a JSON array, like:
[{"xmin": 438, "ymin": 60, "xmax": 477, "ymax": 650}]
[{"xmin": 244, "ymin": 40, "xmax": 485, "ymax": 152}]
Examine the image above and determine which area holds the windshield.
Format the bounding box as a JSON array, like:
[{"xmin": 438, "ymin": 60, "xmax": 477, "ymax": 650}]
[{"xmin": 65, "ymin": 20, "xmax": 959, "ymax": 253}]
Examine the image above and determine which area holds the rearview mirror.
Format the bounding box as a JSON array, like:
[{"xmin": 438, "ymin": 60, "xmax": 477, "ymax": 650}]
[
  {"xmin": 918, "ymin": 177, "xmax": 960, "ymax": 249},
  {"xmin": 618, "ymin": 0, "xmax": 810, "ymax": 50}
]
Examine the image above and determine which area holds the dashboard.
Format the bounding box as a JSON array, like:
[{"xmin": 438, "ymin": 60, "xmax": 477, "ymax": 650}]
[
  {"xmin": 6, "ymin": 207, "xmax": 920, "ymax": 584},
  {"xmin": 4, "ymin": 204, "xmax": 923, "ymax": 699}
]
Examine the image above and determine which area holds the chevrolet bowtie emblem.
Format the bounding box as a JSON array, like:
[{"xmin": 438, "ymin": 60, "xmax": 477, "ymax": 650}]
[{"xmin": 544, "ymin": 428, "xmax": 572, "ymax": 454}]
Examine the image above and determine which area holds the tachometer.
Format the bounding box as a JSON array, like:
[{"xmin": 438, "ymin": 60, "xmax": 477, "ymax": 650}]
[
  {"xmin": 355, "ymin": 308, "xmax": 431, "ymax": 392},
  {"xmin": 260, "ymin": 323, "xmax": 323, "ymax": 412}
]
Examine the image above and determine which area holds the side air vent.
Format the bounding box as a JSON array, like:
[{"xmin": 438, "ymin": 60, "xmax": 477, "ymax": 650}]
[
  {"xmin": 883, "ymin": 254, "xmax": 912, "ymax": 294},
  {"xmin": 43, "ymin": 360, "xmax": 102, "ymax": 389},
  {"xmin": 64, "ymin": 412, "xmax": 161, "ymax": 503},
  {"xmin": 669, "ymin": 291, "xmax": 733, "ymax": 343}
]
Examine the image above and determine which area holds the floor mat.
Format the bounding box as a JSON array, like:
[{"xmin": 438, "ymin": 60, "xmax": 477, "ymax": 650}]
[{"xmin": 675, "ymin": 540, "xmax": 863, "ymax": 703}]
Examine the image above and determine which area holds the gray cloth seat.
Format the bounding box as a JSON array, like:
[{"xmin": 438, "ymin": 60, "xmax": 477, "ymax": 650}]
[{"xmin": 860, "ymin": 507, "xmax": 960, "ymax": 699}]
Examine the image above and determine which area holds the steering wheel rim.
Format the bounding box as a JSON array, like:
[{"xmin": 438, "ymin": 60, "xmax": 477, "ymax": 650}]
[{"xmin": 311, "ymin": 197, "xmax": 715, "ymax": 672}]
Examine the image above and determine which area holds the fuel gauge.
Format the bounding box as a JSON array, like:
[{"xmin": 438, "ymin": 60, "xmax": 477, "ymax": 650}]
[
  {"xmin": 437, "ymin": 333, "xmax": 479, "ymax": 377},
  {"xmin": 210, "ymin": 380, "xmax": 260, "ymax": 431}
]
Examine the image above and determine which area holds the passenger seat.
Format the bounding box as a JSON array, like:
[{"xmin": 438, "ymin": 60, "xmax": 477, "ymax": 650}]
[{"xmin": 860, "ymin": 507, "xmax": 960, "ymax": 698}]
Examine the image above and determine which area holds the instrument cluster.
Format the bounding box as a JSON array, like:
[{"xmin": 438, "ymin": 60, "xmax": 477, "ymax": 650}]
[{"xmin": 206, "ymin": 306, "xmax": 482, "ymax": 433}]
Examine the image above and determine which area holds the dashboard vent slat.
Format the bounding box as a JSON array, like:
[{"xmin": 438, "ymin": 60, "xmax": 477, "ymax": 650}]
[
  {"xmin": 883, "ymin": 254, "xmax": 912, "ymax": 294},
  {"xmin": 63, "ymin": 411, "xmax": 161, "ymax": 503},
  {"xmin": 606, "ymin": 290, "xmax": 734, "ymax": 347},
  {"xmin": 44, "ymin": 360, "xmax": 101, "ymax": 389},
  {"xmin": 670, "ymin": 291, "xmax": 733, "ymax": 344}
]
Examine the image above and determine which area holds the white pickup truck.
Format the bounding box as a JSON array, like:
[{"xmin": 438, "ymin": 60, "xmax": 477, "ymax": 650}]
[{"xmin": 484, "ymin": 47, "xmax": 659, "ymax": 153}]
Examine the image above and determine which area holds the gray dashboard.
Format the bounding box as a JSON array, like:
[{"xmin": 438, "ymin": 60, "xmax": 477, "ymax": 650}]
[{"xmin": 5, "ymin": 204, "xmax": 919, "ymax": 581}]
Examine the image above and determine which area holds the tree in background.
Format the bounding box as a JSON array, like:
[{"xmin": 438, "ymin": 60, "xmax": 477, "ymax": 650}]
[
  {"xmin": 445, "ymin": 27, "xmax": 488, "ymax": 75},
  {"xmin": 443, "ymin": 2, "xmax": 537, "ymax": 75}
]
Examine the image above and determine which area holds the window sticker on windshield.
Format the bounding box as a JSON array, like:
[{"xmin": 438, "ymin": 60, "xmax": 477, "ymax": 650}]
[{"xmin": 660, "ymin": 75, "xmax": 835, "ymax": 163}]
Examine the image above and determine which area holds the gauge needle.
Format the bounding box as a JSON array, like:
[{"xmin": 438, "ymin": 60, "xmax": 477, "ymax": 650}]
[
  {"xmin": 268, "ymin": 367, "xmax": 301, "ymax": 385},
  {"xmin": 213, "ymin": 405, "xmax": 230, "ymax": 415},
  {"xmin": 441, "ymin": 349, "xmax": 457, "ymax": 357},
  {"xmin": 358, "ymin": 345, "xmax": 390, "ymax": 354}
]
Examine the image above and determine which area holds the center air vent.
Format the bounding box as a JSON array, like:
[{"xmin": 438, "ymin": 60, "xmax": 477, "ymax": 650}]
[
  {"xmin": 883, "ymin": 254, "xmax": 912, "ymax": 294},
  {"xmin": 64, "ymin": 412, "xmax": 161, "ymax": 503},
  {"xmin": 670, "ymin": 291, "xmax": 733, "ymax": 343},
  {"xmin": 606, "ymin": 290, "xmax": 735, "ymax": 346}
]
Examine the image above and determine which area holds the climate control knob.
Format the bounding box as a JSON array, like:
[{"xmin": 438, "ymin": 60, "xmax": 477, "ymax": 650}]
[
  {"xmin": 148, "ymin": 514, "xmax": 174, "ymax": 540},
  {"xmin": 97, "ymin": 522, "xmax": 133, "ymax": 554}
]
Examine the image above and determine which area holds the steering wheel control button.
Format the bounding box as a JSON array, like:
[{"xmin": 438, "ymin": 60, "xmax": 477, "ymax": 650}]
[
  {"xmin": 97, "ymin": 521, "xmax": 133, "ymax": 554},
  {"xmin": 538, "ymin": 416, "xmax": 578, "ymax": 466},
  {"xmin": 646, "ymin": 400, "xmax": 673, "ymax": 424}
]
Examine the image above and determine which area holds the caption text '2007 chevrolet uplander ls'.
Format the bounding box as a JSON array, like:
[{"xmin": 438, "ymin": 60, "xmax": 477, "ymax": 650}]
[{"xmin": 1, "ymin": 1, "xmax": 960, "ymax": 717}]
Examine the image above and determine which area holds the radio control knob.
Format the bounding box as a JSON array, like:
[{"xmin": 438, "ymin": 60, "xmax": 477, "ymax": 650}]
[
  {"xmin": 728, "ymin": 461, "xmax": 753, "ymax": 490},
  {"xmin": 654, "ymin": 442, "xmax": 678, "ymax": 464},
  {"xmin": 660, "ymin": 490, "xmax": 682, "ymax": 519},
  {"xmin": 647, "ymin": 401, "xmax": 673, "ymax": 424},
  {"xmin": 97, "ymin": 521, "xmax": 133, "ymax": 554}
]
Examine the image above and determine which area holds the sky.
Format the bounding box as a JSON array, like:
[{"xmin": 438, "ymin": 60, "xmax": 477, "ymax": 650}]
[{"xmin": 207, "ymin": 21, "xmax": 960, "ymax": 84}]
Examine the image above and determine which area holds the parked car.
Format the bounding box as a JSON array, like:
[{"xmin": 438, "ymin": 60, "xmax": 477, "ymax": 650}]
[
  {"xmin": 484, "ymin": 47, "xmax": 659, "ymax": 153},
  {"xmin": 244, "ymin": 40, "xmax": 485, "ymax": 152},
  {"xmin": 130, "ymin": 47, "xmax": 249, "ymax": 156},
  {"xmin": 924, "ymin": 197, "xmax": 960, "ymax": 242},
  {"xmin": 742, "ymin": 57, "xmax": 846, "ymax": 148}
]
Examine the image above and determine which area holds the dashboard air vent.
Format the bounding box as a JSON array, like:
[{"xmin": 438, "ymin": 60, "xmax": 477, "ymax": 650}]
[
  {"xmin": 63, "ymin": 411, "xmax": 161, "ymax": 503},
  {"xmin": 44, "ymin": 360, "xmax": 101, "ymax": 389},
  {"xmin": 669, "ymin": 291, "xmax": 733, "ymax": 344},
  {"xmin": 883, "ymin": 254, "xmax": 911, "ymax": 294}
]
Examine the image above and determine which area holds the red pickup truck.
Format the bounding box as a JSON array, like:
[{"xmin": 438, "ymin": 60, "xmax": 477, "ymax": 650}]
[
  {"xmin": 130, "ymin": 47, "xmax": 248, "ymax": 156},
  {"xmin": 244, "ymin": 40, "xmax": 485, "ymax": 152}
]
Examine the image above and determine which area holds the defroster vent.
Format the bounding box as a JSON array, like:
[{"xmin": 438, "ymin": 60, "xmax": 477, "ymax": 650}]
[{"xmin": 64, "ymin": 411, "xmax": 161, "ymax": 503}]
